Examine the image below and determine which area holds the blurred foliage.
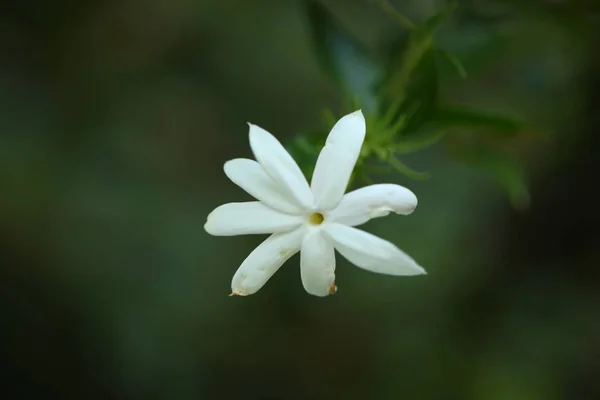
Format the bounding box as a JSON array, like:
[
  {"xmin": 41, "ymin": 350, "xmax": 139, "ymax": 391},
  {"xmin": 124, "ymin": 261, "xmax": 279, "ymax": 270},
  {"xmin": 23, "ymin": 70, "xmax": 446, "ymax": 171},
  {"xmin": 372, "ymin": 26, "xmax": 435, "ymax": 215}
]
[{"xmin": 294, "ymin": 0, "xmax": 534, "ymax": 209}]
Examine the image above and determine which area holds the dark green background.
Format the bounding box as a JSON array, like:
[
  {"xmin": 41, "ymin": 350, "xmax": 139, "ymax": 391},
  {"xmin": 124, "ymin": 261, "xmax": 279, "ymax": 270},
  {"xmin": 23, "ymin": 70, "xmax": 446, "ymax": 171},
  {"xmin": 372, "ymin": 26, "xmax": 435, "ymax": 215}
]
[{"xmin": 1, "ymin": 0, "xmax": 598, "ymax": 399}]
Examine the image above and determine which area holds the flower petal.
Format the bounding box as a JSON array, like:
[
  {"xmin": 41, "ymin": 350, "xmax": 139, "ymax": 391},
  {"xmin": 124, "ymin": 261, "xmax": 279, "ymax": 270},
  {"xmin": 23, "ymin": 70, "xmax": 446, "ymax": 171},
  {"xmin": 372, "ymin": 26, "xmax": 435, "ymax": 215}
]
[
  {"xmin": 224, "ymin": 158, "xmax": 302, "ymax": 214},
  {"xmin": 322, "ymin": 223, "xmax": 425, "ymax": 276},
  {"xmin": 328, "ymin": 184, "xmax": 418, "ymax": 227},
  {"xmin": 248, "ymin": 124, "xmax": 314, "ymax": 209},
  {"xmin": 204, "ymin": 202, "xmax": 302, "ymax": 236},
  {"xmin": 311, "ymin": 110, "xmax": 366, "ymax": 210},
  {"xmin": 231, "ymin": 228, "xmax": 305, "ymax": 295},
  {"xmin": 300, "ymin": 230, "xmax": 336, "ymax": 297}
]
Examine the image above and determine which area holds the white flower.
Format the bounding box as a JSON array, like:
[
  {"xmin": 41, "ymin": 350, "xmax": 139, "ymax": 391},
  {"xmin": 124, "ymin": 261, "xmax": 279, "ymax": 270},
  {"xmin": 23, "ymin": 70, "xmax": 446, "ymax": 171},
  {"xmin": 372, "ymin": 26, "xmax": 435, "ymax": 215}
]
[{"xmin": 204, "ymin": 110, "xmax": 426, "ymax": 297}]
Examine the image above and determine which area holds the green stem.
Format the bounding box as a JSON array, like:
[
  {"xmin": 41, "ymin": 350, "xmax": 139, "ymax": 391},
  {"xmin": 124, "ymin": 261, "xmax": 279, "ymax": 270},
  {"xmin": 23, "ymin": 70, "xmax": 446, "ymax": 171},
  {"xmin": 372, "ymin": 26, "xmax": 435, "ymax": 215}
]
[
  {"xmin": 374, "ymin": 0, "xmax": 415, "ymax": 30},
  {"xmin": 388, "ymin": 156, "xmax": 430, "ymax": 180}
]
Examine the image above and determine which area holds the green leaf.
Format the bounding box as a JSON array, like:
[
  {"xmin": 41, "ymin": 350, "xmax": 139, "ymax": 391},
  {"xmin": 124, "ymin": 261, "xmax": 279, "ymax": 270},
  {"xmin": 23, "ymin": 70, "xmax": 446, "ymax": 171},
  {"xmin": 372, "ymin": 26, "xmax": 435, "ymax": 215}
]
[
  {"xmin": 435, "ymin": 105, "xmax": 529, "ymax": 137},
  {"xmin": 453, "ymin": 147, "xmax": 530, "ymax": 210},
  {"xmin": 287, "ymin": 130, "xmax": 324, "ymax": 178},
  {"xmin": 381, "ymin": 2, "xmax": 459, "ymax": 135},
  {"xmin": 382, "ymin": 47, "xmax": 439, "ymax": 135},
  {"xmin": 392, "ymin": 129, "xmax": 446, "ymax": 154},
  {"xmin": 373, "ymin": 0, "xmax": 415, "ymax": 30},
  {"xmin": 421, "ymin": 1, "xmax": 458, "ymax": 34},
  {"xmin": 400, "ymin": 48, "xmax": 439, "ymax": 134},
  {"xmin": 385, "ymin": 33, "xmax": 432, "ymax": 98},
  {"xmin": 437, "ymin": 48, "xmax": 467, "ymax": 78},
  {"xmin": 475, "ymin": 153, "xmax": 530, "ymax": 210},
  {"xmin": 388, "ymin": 156, "xmax": 431, "ymax": 180},
  {"xmin": 385, "ymin": 1, "xmax": 457, "ymax": 95},
  {"xmin": 305, "ymin": 0, "xmax": 382, "ymax": 112}
]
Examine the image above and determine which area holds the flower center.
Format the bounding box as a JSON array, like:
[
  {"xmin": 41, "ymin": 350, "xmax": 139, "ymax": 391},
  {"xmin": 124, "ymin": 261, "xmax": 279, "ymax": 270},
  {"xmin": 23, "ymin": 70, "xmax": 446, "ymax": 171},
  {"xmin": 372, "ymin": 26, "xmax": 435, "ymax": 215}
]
[{"xmin": 308, "ymin": 212, "xmax": 325, "ymax": 225}]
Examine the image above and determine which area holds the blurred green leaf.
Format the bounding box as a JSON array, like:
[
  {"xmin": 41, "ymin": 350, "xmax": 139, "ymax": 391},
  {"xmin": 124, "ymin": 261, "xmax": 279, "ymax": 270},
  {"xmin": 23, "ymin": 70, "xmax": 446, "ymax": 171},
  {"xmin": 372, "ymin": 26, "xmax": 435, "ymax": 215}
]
[
  {"xmin": 385, "ymin": 33, "xmax": 431, "ymax": 100},
  {"xmin": 382, "ymin": 2, "xmax": 459, "ymax": 135},
  {"xmin": 459, "ymin": 149, "xmax": 530, "ymax": 210},
  {"xmin": 388, "ymin": 156, "xmax": 431, "ymax": 180},
  {"xmin": 483, "ymin": 155, "xmax": 530, "ymax": 211},
  {"xmin": 437, "ymin": 48, "xmax": 467, "ymax": 78},
  {"xmin": 392, "ymin": 129, "xmax": 446, "ymax": 154},
  {"xmin": 421, "ymin": 1, "xmax": 458, "ymax": 33},
  {"xmin": 381, "ymin": 44, "xmax": 439, "ymax": 136},
  {"xmin": 305, "ymin": 0, "xmax": 382, "ymax": 112},
  {"xmin": 386, "ymin": 1, "xmax": 457, "ymax": 95},
  {"xmin": 287, "ymin": 130, "xmax": 324, "ymax": 178},
  {"xmin": 435, "ymin": 105, "xmax": 528, "ymax": 137},
  {"xmin": 373, "ymin": 0, "xmax": 415, "ymax": 30},
  {"xmin": 400, "ymin": 48, "xmax": 439, "ymax": 134}
]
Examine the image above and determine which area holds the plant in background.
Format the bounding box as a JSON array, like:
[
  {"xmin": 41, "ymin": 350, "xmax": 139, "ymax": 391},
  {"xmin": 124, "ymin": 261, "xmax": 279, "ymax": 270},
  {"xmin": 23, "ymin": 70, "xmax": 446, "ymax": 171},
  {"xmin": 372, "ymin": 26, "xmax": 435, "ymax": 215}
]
[
  {"xmin": 205, "ymin": 0, "xmax": 535, "ymax": 297},
  {"xmin": 291, "ymin": 0, "xmax": 533, "ymax": 209}
]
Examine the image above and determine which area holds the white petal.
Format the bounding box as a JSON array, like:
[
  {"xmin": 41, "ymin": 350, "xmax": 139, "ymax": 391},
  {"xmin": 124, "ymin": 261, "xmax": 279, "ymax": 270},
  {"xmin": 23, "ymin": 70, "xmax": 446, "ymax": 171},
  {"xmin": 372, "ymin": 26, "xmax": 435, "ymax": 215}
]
[
  {"xmin": 248, "ymin": 124, "xmax": 314, "ymax": 209},
  {"xmin": 204, "ymin": 202, "xmax": 302, "ymax": 236},
  {"xmin": 224, "ymin": 158, "xmax": 302, "ymax": 214},
  {"xmin": 322, "ymin": 223, "xmax": 425, "ymax": 276},
  {"xmin": 231, "ymin": 228, "xmax": 305, "ymax": 295},
  {"xmin": 300, "ymin": 230, "xmax": 336, "ymax": 297},
  {"xmin": 328, "ymin": 184, "xmax": 418, "ymax": 227},
  {"xmin": 311, "ymin": 110, "xmax": 366, "ymax": 210}
]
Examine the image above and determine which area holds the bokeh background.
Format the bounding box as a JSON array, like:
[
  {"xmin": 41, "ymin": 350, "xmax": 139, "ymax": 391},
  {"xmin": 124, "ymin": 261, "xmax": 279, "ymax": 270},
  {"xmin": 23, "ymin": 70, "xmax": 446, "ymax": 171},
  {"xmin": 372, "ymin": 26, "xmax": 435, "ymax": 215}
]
[{"xmin": 1, "ymin": 0, "xmax": 599, "ymax": 398}]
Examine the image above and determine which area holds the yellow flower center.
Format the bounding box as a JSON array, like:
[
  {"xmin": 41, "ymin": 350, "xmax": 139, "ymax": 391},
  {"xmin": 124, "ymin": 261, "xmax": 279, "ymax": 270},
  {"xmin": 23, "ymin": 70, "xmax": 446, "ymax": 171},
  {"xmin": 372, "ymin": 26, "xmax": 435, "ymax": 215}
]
[{"xmin": 308, "ymin": 212, "xmax": 325, "ymax": 225}]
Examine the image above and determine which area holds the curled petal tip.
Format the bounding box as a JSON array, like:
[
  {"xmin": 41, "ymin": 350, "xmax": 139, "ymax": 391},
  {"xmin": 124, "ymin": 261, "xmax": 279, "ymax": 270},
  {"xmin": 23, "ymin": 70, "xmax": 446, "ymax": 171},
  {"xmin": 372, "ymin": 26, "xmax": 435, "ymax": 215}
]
[{"xmin": 403, "ymin": 205, "xmax": 417, "ymax": 216}]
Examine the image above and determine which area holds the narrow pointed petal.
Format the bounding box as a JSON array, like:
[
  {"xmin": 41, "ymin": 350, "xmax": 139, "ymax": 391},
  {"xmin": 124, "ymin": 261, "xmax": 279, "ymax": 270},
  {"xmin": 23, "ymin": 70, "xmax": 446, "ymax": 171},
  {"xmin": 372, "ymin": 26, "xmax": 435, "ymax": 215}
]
[
  {"xmin": 300, "ymin": 230, "xmax": 336, "ymax": 297},
  {"xmin": 248, "ymin": 124, "xmax": 314, "ymax": 209},
  {"xmin": 322, "ymin": 223, "xmax": 425, "ymax": 276},
  {"xmin": 224, "ymin": 158, "xmax": 302, "ymax": 214},
  {"xmin": 328, "ymin": 184, "xmax": 418, "ymax": 227},
  {"xmin": 204, "ymin": 202, "xmax": 302, "ymax": 236},
  {"xmin": 231, "ymin": 228, "xmax": 305, "ymax": 295},
  {"xmin": 311, "ymin": 110, "xmax": 366, "ymax": 210}
]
